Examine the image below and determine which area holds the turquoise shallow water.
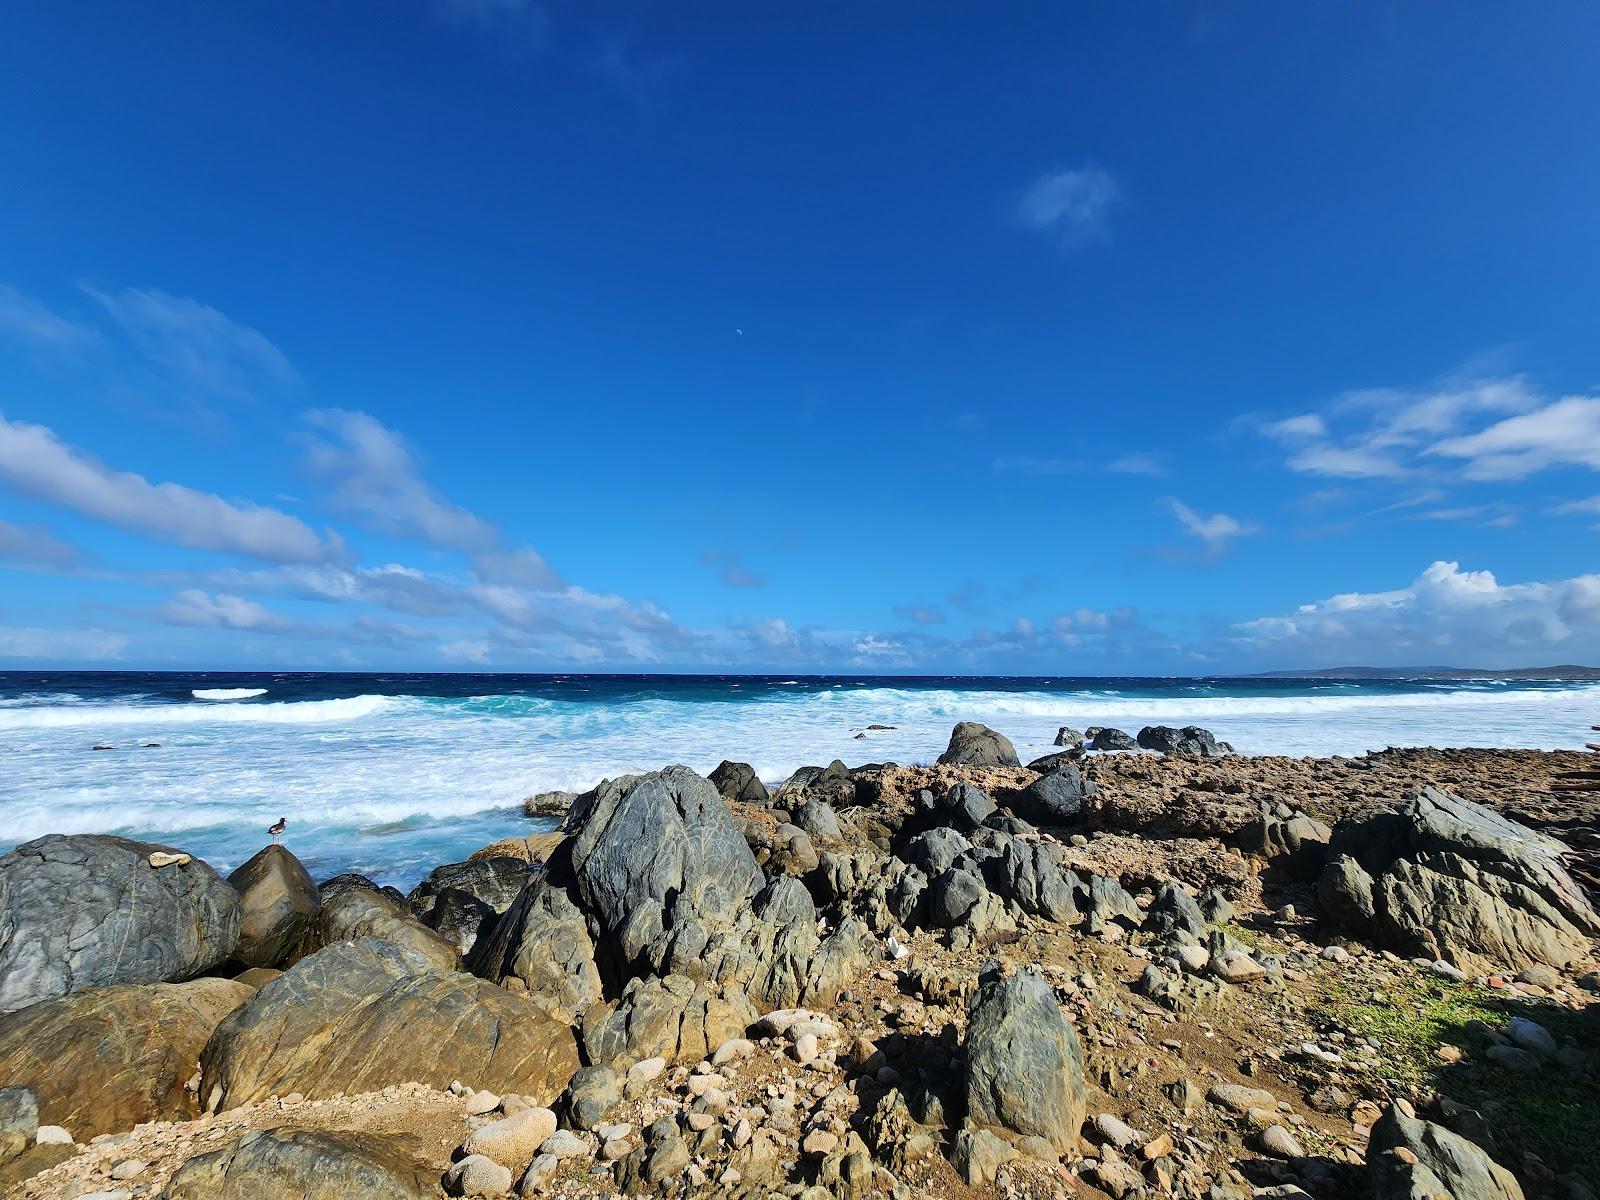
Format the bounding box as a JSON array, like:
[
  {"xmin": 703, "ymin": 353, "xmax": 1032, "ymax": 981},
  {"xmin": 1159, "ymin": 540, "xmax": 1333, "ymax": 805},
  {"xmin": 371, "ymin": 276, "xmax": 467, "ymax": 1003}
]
[{"xmin": 2, "ymin": 671, "xmax": 1595, "ymax": 888}]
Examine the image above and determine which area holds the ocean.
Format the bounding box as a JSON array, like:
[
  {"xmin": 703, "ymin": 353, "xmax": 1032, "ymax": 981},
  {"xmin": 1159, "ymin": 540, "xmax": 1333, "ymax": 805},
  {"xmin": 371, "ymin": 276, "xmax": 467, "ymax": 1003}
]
[{"xmin": 2, "ymin": 671, "xmax": 1595, "ymax": 889}]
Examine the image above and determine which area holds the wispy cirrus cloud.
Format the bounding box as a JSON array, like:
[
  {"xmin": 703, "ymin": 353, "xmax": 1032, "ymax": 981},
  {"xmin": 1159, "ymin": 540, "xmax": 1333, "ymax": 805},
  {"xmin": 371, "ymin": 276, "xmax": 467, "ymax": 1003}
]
[
  {"xmin": 1011, "ymin": 163, "xmax": 1120, "ymax": 249},
  {"xmin": 0, "ymin": 413, "xmax": 342, "ymax": 563},
  {"xmin": 0, "ymin": 286, "xmax": 101, "ymax": 355},
  {"xmin": 84, "ymin": 285, "xmax": 298, "ymax": 401}
]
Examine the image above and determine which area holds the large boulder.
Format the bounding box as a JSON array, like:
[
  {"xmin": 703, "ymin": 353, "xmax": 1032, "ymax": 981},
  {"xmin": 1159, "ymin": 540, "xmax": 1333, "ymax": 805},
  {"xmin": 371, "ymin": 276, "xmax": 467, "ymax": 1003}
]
[
  {"xmin": 1317, "ymin": 788, "xmax": 1600, "ymax": 972},
  {"xmin": 964, "ymin": 970, "xmax": 1087, "ymax": 1154},
  {"xmin": 1366, "ymin": 1102, "xmax": 1523, "ymax": 1200},
  {"xmin": 708, "ymin": 761, "xmax": 770, "ymax": 806},
  {"xmin": 1136, "ymin": 725, "xmax": 1227, "ymax": 756},
  {"xmin": 466, "ymin": 878, "xmax": 604, "ymax": 1023},
  {"xmin": 200, "ymin": 939, "xmax": 580, "ymax": 1112},
  {"xmin": 564, "ymin": 766, "xmax": 763, "ymax": 970},
  {"xmin": 937, "ymin": 722, "xmax": 1020, "ymax": 767},
  {"xmin": 228, "ymin": 845, "xmax": 319, "ymax": 969},
  {"xmin": 0, "ymin": 977, "xmax": 251, "ymax": 1139},
  {"xmin": 1009, "ymin": 767, "xmax": 1094, "ymax": 825},
  {"xmin": 1089, "ymin": 727, "xmax": 1138, "ymax": 752},
  {"xmin": 298, "ymin": 885, "xmax": 459, "ymax": 971},
  {"xmin": 407, "ymin": 857, "xmax": 529, "ymax": 920},
  {"xmin": 0, "ymin": 835, "xmax": 240, "ymax": 1014},
  {"xmin": 165, "ymin": 1128, "xmax": 439, "ymax": 1200}
]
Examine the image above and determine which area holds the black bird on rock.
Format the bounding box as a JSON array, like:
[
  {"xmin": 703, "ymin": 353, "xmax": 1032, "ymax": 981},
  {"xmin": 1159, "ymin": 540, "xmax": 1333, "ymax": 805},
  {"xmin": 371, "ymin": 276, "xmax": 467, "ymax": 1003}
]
[{"xmin": 268, "ymin": 817, "xmax": 287, "ymax": 843}]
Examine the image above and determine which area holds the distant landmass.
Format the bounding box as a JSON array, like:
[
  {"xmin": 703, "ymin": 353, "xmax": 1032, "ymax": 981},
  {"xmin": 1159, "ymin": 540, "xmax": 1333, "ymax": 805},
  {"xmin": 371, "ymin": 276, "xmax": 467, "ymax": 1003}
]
[{"xmin": 1252, "ymin": 665, "xmax": 1600, "ymax": 681}]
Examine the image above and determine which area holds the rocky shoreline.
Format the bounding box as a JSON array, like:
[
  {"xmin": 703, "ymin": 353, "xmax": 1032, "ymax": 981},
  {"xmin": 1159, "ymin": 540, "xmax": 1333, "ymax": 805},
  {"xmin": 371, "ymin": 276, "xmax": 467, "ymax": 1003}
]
[{"xmin": 1, "ymin": 726, "xmax": 1597, "ymax": 1200}]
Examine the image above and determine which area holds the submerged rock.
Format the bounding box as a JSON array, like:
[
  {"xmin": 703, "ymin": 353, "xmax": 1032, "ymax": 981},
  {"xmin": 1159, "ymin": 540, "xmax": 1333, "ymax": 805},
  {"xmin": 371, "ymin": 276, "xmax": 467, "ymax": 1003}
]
[
  {"xmin": 0, "ymin": 834, "xmax": 240, "ymax": 1014},
  {"xmin": 0, "ymin": 977, "xmax": 251, "ymax": 1139}
]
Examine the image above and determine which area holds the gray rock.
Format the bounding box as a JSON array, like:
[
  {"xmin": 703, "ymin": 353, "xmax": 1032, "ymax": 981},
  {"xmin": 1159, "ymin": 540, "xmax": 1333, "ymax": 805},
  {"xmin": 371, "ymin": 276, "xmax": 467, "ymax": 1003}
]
[
  {"xmin": 1137, "ymin": 725, "xmax": 1227, "ymax": 756},
  {"xmin": 902, "ymin": 829, "xmax": 973, "ymax": 876},
  {"xmin": 1089, "ymin": 728, "xmax": 1138, "ymax": 752},
  {"xmin": 708, "ymin": 761, "xmax": 769, "ymax": 806},
  {"xmin": 300, "ymin": 886, "xmax": 459, "ymax": 972},
  {"xmin": 407, "ymin": 857, "xmax": 529, "ymax": 922},
  {"xmin": 200, "ymin": 938, "xmax": 580, "ymax": 1111},
  {"xmin": 1054, "ymin": 726, "xmax": 1084, "ymax": 748},
  {"xmin": 964, "ymin": 970, "xmax": 1087, "ymax": 1154},
  {"xmin": 0, "ymin": 835, "xmax": 240, "ymax": 1014},
  {"xmin": 1367, "ymin": 1102, "xmax": 1523, "ymax": 1200},
  {"xmin": 1318, "ymin": 788, "xmax": 1600, "ymax": 972},
  {"xmin": 580, "ymin": 973, "xmax": 755, "ymax": 1071},
  {"xmin": 1259, "ymin": 1124, "xmax": 1304, "ymax": 1159},
  {"xmin": 937, "ymin": 722, "xmax": 1019, "ymax": 767},
  {"xmin": 445, "ymin": 1152, "xmax": 514, "ymax": 1196},
  {"xmin": 0, "ymin": 1086, "xmax": 37, "ymax": 1167},
  {"xmin": 166, "ymin": 1128, "xmax": 439, "ymax": 1200},
  {"xmin": 1009, "ymin": 767, "xmax": 1094, "ymax": 826},
  {"xmin": 418, "ymin": 888, "xmax": 498, "ymax": 957},
  {"xmin": 1145, "ymin": 882, "xmax": 1207, "ymax": 940},
  {"xmin": 1504, "ymin": 1016, "xmax": 1556, "ymax": 1058},
  {"xmin": 565, "ymin": 766, "xmax": 763, "ymax": 968},
  {"xmin": 465, "ymin": 878, "xmax": 603, "ymax": 1024},
  {"xmin": 930, "ymin": 783, "xmax": 997, "ymax": 831},
  {"xmin": 952, "ymin": 1127, "xmax": 1017, "ymax": 1186},
  {"xmin": 562, "ymin": 1065, "xmax": 620, "ymax": 1129},
  {"xmin": 792, "ymin": 800, "xmax": 842, "ymax": 839},
  {"xmin": 227, "ymin": 845, "xmax": 319, "ymax": 970}
]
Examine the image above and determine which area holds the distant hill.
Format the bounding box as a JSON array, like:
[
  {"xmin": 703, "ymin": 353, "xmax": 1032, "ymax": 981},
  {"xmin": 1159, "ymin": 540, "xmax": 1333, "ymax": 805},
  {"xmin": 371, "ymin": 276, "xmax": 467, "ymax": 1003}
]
[{"xmin": 1250, "ymin": 665, "xmax": 1600, "ymax": 681}]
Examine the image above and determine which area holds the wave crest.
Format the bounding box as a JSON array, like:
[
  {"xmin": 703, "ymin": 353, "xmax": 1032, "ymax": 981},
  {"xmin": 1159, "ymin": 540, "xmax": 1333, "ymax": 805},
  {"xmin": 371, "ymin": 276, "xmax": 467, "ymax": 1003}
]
[
  {"xmin": 0, "ymin": 694, "xmax": 394, "ymax": 730},
  {"xmin": 192, "ymin": 688, "xmax": 269, "ymax": 701}
]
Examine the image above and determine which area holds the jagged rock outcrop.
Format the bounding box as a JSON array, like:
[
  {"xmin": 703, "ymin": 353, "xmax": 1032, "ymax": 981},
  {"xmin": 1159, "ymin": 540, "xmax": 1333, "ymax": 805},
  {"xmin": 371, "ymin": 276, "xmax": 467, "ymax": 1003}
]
[
  {"xmin": 0, "ymin": 834, "xmax": 240, "ymax": 1014},
  {"xmin": 0, "ymin": 977, "xmax": 251, "ymax": 1138},
  {"xmin": 1366, "ymin": 1102, "xmax": 1524, "ymax": 1200},
  {"xmin": 228, "ymin": 845, "xmax": 320, "ymax": 969},
  {"xmin": 937, "ymin": 722, "xmax": 1020, "ymax": 767},
  {"xmin": 466, "ymin": 876, "xmax": 603, "ymax": 1023},
  {"xmin": 407, "ymin": 856, "xmax": 529, "ymax": 956},
  {"xmin": 963, "ymin": 970, "xmax": 1087, "ymax": 1155},
  {"xmin": 1318, "ymin": 788, "xmax": 1600, "ymax": 971},
  {"xmin": 165, "ymin": 1128, "xmax": 439, "ymax": 1200},
  {"xmin": 200, "ymin": 939, "xmax": 580, "ymax": 1111}
]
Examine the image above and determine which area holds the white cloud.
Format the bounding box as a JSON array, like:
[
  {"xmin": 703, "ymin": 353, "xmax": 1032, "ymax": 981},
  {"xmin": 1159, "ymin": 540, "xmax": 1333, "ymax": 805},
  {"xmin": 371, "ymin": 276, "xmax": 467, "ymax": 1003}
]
[
  {"xmin": 439, "ymin": 638, "xmax": 492, "ymax": 664},
  {"xmin": 1012, "ymin": 165, "xmax": 1119, "ymax": 248},
  {"xmin": 1238, "ymin": 560, "xmax": 1600, "ymax": 663},
  {"xmin": 1107, "ymin": 452, "xmax": 1167, "ymax": 477},
  {"xmin": 0, "ymin": 520, "xmax": 78, "ymax": 566},
  {"xmin": 0, "ymin": 286, "xmax": 100, "ymax": 354},
  {"xmin": 0, "ymin": 413, "xmax": 340, "ymax": 563},
  {"xmin": 303, "ymin": 408, "xmax": 498, "ymax": 551},
  {"xmin": 0, "ymin": 626, "xmax": 127, "ymax": 661},
  {"xmin": 1168, "ymin": 499, "xmax": 1259, "ymax": 547},
  {"xmin": 1262, "ymin": 373, "xmax": 1597, "ymax": 484},
  {"xmin": 84, "ymin": 285, "xmax": 297, "ymax": 400},
  {"xmin": 1427, "ymin": 395, "xmax": 1600, "ymax": 480},
  {"xmin": 160, "ymin": 589, "xmax": 296, "ymax": 632}
]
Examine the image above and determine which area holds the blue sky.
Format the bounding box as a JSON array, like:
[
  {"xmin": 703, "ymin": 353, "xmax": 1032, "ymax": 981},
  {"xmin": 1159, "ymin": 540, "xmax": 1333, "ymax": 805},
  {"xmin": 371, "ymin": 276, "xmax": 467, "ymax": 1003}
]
[{"xmin": 1, "ymin": 1, "xmax": 1598, "ymax": 673}]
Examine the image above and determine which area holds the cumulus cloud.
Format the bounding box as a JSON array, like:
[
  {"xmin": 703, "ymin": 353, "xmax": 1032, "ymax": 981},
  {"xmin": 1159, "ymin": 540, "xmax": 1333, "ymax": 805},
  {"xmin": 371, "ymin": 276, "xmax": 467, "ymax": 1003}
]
[
  {"xmin": 1237, "ymin": 560, "xmax": 1600, "ymax": 664},
  {"xmin": 0, "ymin": 413, "xmax": 340, "ymax": 563},
  {"xmin": 1011, "ymin": 164, "xmax": 1120, "ymax": 248},
  {"xmin": 84, "ymin": 285, "xmax": 298, "ymax": 400},
  {"xmin": 0, "ymin": 626, "xmax": 128, "ymax": 661}
]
